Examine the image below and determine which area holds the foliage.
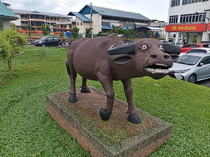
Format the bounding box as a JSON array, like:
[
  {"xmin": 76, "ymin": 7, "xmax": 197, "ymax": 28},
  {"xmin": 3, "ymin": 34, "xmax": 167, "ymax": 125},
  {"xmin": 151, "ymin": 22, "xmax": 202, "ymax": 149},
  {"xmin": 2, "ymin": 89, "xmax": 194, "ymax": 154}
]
[
  {"xmin": 0, "ymin": 36, "xmax": 12, "ymax": 60},
  {"xmin": 27, "ymin": 23, "xmax": 32, "ymax": 38},
  {"xmin": 117, "ymin": 28, "xmax": 124, "ymax": 34},
  {"xmin": 0, "ymin": 28, "xmax": 27, "ymax": 77},
  {"xmin": 71, "ymin": 27, "xmax": 79, "ymax": 38},
  {"xmin": 85, "ymin": 28, "xmax": 92, "ymax": 38},
  {"xmin": 41, "ymin": 24, "xmax": 50, "ymax": 36},
  {"xmin": 0, "ymin": 46, "xmax": 210, "ymax": 156},
  {"xmin": 123, "ymin": 29, "xmax": 131, "ymax": 38}
]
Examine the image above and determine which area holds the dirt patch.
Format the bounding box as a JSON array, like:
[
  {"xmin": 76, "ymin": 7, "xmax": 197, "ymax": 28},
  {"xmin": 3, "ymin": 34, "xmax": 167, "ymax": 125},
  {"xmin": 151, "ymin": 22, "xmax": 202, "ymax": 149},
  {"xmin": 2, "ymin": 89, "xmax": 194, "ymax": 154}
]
[{"xmin": 55, "ymin": 88, "xmax": 158, "ymax": 147}]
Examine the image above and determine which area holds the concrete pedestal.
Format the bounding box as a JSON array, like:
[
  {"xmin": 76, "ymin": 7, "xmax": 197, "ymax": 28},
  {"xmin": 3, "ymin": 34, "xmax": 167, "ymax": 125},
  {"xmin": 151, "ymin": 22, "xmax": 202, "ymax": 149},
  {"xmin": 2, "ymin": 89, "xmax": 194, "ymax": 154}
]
[{"xmin": 46, "ymin": 87, "xmax": 172, "ymax": 157}]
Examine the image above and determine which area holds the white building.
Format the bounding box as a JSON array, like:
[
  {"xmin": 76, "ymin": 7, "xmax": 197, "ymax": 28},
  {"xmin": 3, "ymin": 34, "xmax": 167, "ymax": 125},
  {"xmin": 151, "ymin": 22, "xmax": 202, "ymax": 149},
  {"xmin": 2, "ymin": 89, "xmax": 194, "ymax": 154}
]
[{"xmin": 166, "ymin": 0, "xmax": 210, "ymax": 44}]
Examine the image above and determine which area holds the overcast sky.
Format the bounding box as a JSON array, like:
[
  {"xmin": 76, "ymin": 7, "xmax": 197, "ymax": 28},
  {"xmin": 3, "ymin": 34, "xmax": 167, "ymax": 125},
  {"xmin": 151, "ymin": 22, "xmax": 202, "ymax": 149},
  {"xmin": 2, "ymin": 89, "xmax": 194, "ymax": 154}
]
[{"xmin": 3, "ymin": 0, "xmax": 170, "ymax": 21}]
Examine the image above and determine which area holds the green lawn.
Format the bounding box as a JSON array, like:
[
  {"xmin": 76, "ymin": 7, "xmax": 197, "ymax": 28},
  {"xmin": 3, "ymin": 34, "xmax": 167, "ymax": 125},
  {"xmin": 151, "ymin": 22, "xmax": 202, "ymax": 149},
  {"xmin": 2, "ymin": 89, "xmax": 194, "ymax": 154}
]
[{"xmin": 0, "ymin": 47, "xmax": 210, "ymax": 156}]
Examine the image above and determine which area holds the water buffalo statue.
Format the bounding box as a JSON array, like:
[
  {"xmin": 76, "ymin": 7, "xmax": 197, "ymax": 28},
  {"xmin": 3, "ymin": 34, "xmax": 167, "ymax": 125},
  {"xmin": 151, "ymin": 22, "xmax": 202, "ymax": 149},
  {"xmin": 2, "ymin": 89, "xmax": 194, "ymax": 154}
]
[{"xmin": 66, "ymin": 36, "xmax": 173, "ymax": 124}]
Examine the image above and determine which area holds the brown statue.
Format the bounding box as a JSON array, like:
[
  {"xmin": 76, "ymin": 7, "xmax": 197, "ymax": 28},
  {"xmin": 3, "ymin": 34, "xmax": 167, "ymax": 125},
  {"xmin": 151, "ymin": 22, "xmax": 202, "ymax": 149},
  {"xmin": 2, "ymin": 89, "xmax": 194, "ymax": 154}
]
[{"xmin": 66, "ymin": 36, "xmax": 173, "ymax": 124}]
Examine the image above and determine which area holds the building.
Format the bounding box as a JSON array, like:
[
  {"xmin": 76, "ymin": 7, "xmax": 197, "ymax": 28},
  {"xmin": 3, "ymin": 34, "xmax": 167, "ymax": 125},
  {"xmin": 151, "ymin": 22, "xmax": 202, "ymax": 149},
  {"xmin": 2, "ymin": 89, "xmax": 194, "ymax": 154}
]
[
  {"xmin": 68, "ymin": 5, "xmax": 151, "ymax": 35},
  {"xmin": 11, "ymin": 9, "xmax": 70, "ymax": 31},
  {"xmin": 166, "ymin": 0, "xmax": 210, "ymax": 44},
  {"xmin": 150, "ymin": 20, "xmax": 167, "ymax": 38},
  {"xmin": 0, "ymin": 2, "xmax": 18, "ymax": 30}
]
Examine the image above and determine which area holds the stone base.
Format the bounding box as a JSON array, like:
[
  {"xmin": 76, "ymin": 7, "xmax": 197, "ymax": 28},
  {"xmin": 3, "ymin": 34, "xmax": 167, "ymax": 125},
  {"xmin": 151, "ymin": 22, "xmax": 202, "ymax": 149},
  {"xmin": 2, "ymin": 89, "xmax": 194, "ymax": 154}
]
[{"xmin": 46, "ymin": 87, "xmax": 172, "ymax": 157}]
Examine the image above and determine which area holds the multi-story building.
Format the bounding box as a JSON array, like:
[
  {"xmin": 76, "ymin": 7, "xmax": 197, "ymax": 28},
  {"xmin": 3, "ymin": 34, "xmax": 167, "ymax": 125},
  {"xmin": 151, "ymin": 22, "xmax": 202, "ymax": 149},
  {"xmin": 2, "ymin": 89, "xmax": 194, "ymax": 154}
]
[
  {"xmin": 150, "ymin": 20, "xmax": 167, "ymax": 38},
  {"xmin": 11, "ymin": 9, "xmax": 70, "ymax": 31},
  {"xmin": 68, "ymin": 5, "xmax": 151, "ymax": 35},
  {"xmin": 0, "ymin": 2, "xmax": 18, "ymax": 30},
  {"xmin": 165, "ymin": 0, "xmax": 210, "ymax": 44}
]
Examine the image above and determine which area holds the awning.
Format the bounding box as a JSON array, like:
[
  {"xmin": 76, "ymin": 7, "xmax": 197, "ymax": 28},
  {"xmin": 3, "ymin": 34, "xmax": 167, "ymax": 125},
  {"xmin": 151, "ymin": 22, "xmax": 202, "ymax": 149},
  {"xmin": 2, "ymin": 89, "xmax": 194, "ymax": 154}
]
[
  {"xmin": 137, "ymin": 26, "xmax": 161, "ymax": 31},
  {"xmin": 102, "ymin": 25, "xmax": 112, "ymax": 29}
]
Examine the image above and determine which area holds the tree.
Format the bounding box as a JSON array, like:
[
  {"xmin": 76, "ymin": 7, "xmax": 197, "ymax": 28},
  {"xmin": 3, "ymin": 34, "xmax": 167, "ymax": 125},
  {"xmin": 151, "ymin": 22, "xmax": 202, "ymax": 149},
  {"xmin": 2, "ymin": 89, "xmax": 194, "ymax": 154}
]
[
  {"xmin": 71, "ymin": 27, "xmax": 79, "ymax": 38},
  {"xmin": 123, "ymin": 29, "xmax": 131, "ymax": 38},
  {"xmin": 41, "ymin": 24, "xmax": 50, "ymax": 36},
  {"xmin": 117, "ymin": 28, "xmax": 125, "ymax": 34},
  {"xmin": 60, "ymin": 28, "xmax": 64, "ymax": 39},
  {"xmin": 85, "ymin": 28, "xmax": 92, "ymax": 38},
  {"xmin": 0, "ymin": 28, "xmax": 27, "ymax": 78}
]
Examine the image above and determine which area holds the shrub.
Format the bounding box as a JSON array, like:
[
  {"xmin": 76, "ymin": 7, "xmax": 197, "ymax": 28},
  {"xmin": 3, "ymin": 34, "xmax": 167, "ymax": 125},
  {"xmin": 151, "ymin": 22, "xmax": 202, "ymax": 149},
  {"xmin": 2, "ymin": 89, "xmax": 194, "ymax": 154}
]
[
  {"xmin": 41, "ymin": 24, "xmax": 50, "ymax": 36},
  {"xmin": 0, "ymin": 28, "xmax": 27, "ymax": 78},
  {"xmin": 71, "ymin": 27, "xmax": 79, "ymax": 38}
]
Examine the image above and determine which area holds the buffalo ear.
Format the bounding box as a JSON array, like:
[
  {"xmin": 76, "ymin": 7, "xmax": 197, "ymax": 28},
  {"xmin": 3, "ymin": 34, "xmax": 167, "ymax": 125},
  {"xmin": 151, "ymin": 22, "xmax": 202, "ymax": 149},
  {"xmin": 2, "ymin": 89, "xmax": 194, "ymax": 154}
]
[{"xmin": 113, "ymin": 56, "xmax": 132, "ymax": 65}]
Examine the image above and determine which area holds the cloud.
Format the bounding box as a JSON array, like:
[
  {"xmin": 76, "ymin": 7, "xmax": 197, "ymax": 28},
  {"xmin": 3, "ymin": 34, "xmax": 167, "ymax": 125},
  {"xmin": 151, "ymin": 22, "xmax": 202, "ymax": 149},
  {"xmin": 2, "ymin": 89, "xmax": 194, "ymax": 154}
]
[{"xmin": 5, "ymin": 0, "xmax": 169, "ymax": 21}]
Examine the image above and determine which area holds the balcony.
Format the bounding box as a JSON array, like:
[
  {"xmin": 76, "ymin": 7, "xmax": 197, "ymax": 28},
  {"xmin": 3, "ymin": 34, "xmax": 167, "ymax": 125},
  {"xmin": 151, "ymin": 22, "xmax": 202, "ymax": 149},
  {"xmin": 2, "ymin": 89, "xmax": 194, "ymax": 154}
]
[{"xmin": 28, "ymin": 18, "xmax": 46, "ymax": 22}]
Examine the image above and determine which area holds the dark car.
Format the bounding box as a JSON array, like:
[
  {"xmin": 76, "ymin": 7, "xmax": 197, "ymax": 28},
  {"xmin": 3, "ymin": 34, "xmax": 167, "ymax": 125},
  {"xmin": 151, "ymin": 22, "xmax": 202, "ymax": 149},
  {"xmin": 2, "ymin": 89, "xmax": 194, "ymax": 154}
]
[{"xmin": 34, "ymin": 36, "xmax": 63, "ymax": 47}]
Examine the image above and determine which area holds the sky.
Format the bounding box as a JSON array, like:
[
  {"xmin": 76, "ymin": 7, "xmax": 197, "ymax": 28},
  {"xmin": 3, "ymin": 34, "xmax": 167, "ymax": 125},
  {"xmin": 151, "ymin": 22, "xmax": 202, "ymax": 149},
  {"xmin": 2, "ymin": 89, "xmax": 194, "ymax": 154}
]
[{"xmin": 3, "ymin": 0, "xmax": 170, "ymax": 21}]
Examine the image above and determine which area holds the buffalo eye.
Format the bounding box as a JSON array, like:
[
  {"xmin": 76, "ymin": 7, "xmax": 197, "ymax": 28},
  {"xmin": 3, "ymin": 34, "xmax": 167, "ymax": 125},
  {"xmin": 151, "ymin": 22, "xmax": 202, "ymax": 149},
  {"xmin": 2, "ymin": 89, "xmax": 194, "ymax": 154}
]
[
  {"xmin": 141, "ymin": 45, "xmax": 148, "ymax": 50},
  {"xmin": 159, "ymin": 45, "xmax": 164, "ymax": 50}
]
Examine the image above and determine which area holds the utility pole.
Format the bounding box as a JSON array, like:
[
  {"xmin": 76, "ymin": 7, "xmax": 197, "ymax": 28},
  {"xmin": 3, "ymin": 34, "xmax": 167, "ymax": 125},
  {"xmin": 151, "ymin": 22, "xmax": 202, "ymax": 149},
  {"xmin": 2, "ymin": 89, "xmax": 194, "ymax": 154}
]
[{"xmin": 90, "ymin": 3, "xmax": 93, "ymax": 38}]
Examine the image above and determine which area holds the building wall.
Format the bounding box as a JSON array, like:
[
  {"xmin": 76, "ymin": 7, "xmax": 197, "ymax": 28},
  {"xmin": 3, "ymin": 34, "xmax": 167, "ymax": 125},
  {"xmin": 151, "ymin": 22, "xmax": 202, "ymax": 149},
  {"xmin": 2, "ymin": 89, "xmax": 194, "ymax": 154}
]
[
  {"xmin": 0, "ymin": 18, "xmax": 11, "ymax": 29},
  {"xmin": 85, "ymin": 14, "xmax": 102, "ymax": 34},
  {"xmin": 11, "ymin": 14, "xmax": 21, "ymax": 26},
  {"xmin": 76, "ymin": 18, "xmax": 90, "ymax": 35},
  {"xmin": 167, "ymin": 0, "xmax": 210, "ymax": 43}
]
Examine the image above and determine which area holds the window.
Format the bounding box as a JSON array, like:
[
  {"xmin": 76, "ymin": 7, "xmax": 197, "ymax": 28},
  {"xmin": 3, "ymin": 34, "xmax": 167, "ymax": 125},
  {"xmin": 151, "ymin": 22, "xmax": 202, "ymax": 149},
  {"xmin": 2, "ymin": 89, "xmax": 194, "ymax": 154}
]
[
  {"xmin": 200, "ymin": 57, "xmax": 210, "ymax": 65},
  {"xmin": 171, "ymin": 0, "xmax": 180, "ymax": 7},
  {"xmin": 81, "ymin": 22, "xmax": 82, "ymax": 26},
  {"xmin": 169, "ymin": 15, "xmax": 178, "ymax": 23},
  {"xmin": 180, "ymin": 12, "xmax": 206, "ymax": 23},
  {"xmin": 77, "ymin": 22, "xmax": 79, "ymax": 26},
  {"xmin": 182, "ymin": 0, "xmax": 208, "ymax": 5},
  {"xmin": 46, "ymin": 37, "xmax": 53, "ymax": 41}
]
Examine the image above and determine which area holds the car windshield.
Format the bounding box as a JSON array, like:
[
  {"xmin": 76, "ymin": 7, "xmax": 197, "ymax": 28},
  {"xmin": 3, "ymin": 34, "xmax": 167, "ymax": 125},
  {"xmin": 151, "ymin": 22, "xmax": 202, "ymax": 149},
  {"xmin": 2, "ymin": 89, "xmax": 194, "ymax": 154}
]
[
  {"xmin": 176, "ymin": 55, "xmax": 201, "ymax": 65},
  {"xmin": 39, "ymin": 37, "xmax": 48, "ymax": 41}
]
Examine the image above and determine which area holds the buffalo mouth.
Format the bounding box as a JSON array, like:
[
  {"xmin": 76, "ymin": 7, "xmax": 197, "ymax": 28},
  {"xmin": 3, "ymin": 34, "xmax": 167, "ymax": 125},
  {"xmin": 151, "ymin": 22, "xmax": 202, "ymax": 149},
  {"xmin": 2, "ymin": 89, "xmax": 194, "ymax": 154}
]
[{"xmin": 145, "ymin": 63, "xmax": 169, "ymax": 74}]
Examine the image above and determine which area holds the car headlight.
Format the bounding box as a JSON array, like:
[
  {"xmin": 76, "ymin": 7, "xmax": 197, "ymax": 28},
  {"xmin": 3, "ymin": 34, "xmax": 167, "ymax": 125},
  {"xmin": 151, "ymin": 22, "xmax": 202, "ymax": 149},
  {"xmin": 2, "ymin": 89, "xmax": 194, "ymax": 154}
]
[
  {"xmin": 38, "ymin": 41, "xmax": 42, "ymax": 44},
  {"xmin": 173, "ymin": 69, "xmax": 190, "ymax": 73}
]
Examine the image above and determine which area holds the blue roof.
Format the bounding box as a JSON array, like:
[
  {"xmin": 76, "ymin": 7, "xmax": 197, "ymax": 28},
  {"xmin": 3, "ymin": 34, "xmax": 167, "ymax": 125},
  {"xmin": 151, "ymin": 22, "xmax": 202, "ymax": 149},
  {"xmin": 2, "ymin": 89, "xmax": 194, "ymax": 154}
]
[
  {"xmin": 68, "ymin": 12, "xmax": 90, "ymax": 22},
  {"xmin": 79, "ymin": 5, "xmax": 150, "ymax": 21},
  {"xmin": 0, "ymin": 2, "xmax": 18, "ymax": 19}
]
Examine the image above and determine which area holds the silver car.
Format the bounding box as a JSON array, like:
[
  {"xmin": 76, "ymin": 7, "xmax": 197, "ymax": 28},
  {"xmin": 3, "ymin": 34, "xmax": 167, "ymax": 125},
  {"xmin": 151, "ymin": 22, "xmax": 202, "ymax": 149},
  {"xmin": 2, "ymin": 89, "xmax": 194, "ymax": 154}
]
[{"xmin": 169, "ymin": 53, "xmax": 210, "ymax": 83}]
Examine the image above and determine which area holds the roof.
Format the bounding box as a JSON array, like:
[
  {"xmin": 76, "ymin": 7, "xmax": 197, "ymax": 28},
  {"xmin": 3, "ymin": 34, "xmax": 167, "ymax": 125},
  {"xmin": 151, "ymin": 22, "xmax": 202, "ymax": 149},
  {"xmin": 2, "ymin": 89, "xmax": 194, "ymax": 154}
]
[
  {"xmin": 11, "ymin": 9, "xmax": 68, "ymax": 18},
  {"xmin": 79, "ymin": 5, "xmax": 151, "ymax": 21},
  {"xmin": 68, "ymin": 12, "xmax": 90, "ymax": 22},
  {"xmin": 0, "ymin": 2, "xmax": 18, "ymax": 20}
]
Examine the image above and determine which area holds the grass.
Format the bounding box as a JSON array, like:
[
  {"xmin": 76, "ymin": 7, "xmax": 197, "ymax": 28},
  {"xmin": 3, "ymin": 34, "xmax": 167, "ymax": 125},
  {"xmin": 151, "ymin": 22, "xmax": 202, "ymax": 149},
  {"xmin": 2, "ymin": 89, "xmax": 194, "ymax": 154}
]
[{"xmin": 0, "ymin": 46, "xmax": 210, "ymax": 156}]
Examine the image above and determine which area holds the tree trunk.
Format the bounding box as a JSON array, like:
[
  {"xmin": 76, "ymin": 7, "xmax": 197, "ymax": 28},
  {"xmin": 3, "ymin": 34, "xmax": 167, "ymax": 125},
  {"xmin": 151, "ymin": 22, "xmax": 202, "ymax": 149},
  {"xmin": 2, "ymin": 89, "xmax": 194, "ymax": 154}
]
[{"xmin": 7, "ymin": 59, "xmax": 13, "ymax": 78}]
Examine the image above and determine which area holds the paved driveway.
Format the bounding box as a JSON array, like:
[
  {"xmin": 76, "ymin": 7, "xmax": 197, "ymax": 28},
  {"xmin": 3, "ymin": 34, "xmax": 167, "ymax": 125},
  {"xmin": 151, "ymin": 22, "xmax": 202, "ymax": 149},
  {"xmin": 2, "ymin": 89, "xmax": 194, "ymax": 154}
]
[{"xmin": 197, "ymin": 79, "xmax": 210, "ymax": 88}]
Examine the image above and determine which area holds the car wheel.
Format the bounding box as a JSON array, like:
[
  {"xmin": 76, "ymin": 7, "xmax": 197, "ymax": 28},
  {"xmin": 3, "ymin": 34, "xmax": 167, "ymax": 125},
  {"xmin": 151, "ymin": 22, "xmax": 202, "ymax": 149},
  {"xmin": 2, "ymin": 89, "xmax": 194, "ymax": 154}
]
[
  {"xmin": 42, "ymin": 44, "xmax": 45, "ymax": 47},
  {"xmin": 188, "ymin": 74, "xmax": 196, "ymax": 83}
]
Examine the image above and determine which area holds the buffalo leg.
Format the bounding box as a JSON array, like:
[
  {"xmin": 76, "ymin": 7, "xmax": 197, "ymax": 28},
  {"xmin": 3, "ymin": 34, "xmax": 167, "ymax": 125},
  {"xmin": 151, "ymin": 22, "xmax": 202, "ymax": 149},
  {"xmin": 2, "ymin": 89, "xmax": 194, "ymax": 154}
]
[
  {"xmin": 97, "ymin": 74, "xmax": 114, "ymax": 121},
  {"xmin": 80, "ymin": 78, "xmax": 91, "ymax": 93},
  {"xmin": 122, "ymin": 79, "xmax": 141, "ymax": 124},
  {"xmin": 68, "ymin": 65, "xmax": 78, "ymax": 103}
]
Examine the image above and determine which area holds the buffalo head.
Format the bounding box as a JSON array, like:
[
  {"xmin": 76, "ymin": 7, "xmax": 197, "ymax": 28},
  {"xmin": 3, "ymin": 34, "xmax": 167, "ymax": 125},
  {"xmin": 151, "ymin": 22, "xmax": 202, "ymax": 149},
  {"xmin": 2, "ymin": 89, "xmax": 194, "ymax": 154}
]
[{"xmin": 108, "ymin": 38, "xmax": 173, "ymax": 79}]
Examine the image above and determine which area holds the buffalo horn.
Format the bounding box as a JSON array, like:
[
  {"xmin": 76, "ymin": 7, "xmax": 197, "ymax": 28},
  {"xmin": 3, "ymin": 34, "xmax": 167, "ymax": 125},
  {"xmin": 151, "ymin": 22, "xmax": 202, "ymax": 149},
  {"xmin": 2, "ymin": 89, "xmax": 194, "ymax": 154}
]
[{"xmin": 108, "ymin": 42, "xmax": 136, "ymax": 55}]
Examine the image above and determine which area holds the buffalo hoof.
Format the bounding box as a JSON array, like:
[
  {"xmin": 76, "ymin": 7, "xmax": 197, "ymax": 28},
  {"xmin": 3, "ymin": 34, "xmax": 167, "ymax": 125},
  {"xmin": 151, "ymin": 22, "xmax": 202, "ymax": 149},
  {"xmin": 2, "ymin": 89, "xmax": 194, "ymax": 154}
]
[
  {"xmin": 68, "ymin": 94, "xmax": 78, "ymax": 103},
  {"xmin": 99, "ymin": 108, "xmax": 111, "ymax": 121},
  {"xmin": 81, "ymin": 87, "xmax": 91, "ymax": 93},
  {"xmin": 128, "ymin": 113, "xmax": 141, "ymax": 124}
]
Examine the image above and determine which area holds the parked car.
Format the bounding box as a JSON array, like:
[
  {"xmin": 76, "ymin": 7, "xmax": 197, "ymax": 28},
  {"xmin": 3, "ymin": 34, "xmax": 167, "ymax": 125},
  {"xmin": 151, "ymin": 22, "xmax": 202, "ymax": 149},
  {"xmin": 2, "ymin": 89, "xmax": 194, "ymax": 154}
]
[
  {"xmin": 175, "ymin": 41, "xmax": 184, "ymax": 47},
  {"xmin": 34, "ymin": 36, "xmax": 63, "ymax": 47},
  {"xmin": 179, "ymin": 48, "xmax": 210, "ymax": 56},
  {"xmin": 181, "ymin": 43, "xmax": 209, "ymax": 53},
  {"xmin": 169, "ymin": 53, "xmax": 210, "ymax": 83}
]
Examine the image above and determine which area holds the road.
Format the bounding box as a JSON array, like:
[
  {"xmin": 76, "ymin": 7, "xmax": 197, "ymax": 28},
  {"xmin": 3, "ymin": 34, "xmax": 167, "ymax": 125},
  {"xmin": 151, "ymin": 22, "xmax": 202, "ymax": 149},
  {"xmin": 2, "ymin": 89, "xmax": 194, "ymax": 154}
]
[{"xmin": 197, "ymin": 79, "xmax": 210, "ymax": 88}]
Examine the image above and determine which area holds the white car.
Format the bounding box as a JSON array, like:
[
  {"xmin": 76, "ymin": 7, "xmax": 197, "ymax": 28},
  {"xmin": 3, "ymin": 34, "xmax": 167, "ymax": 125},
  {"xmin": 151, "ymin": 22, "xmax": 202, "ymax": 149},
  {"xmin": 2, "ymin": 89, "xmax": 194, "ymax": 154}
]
[
  {"xmin": 169, "ymin": 53, "xmax": 210, "ymax": 83},
  {"xmin": 179, "ymin": 48, "xmax": 210, "ymax": 56}
]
